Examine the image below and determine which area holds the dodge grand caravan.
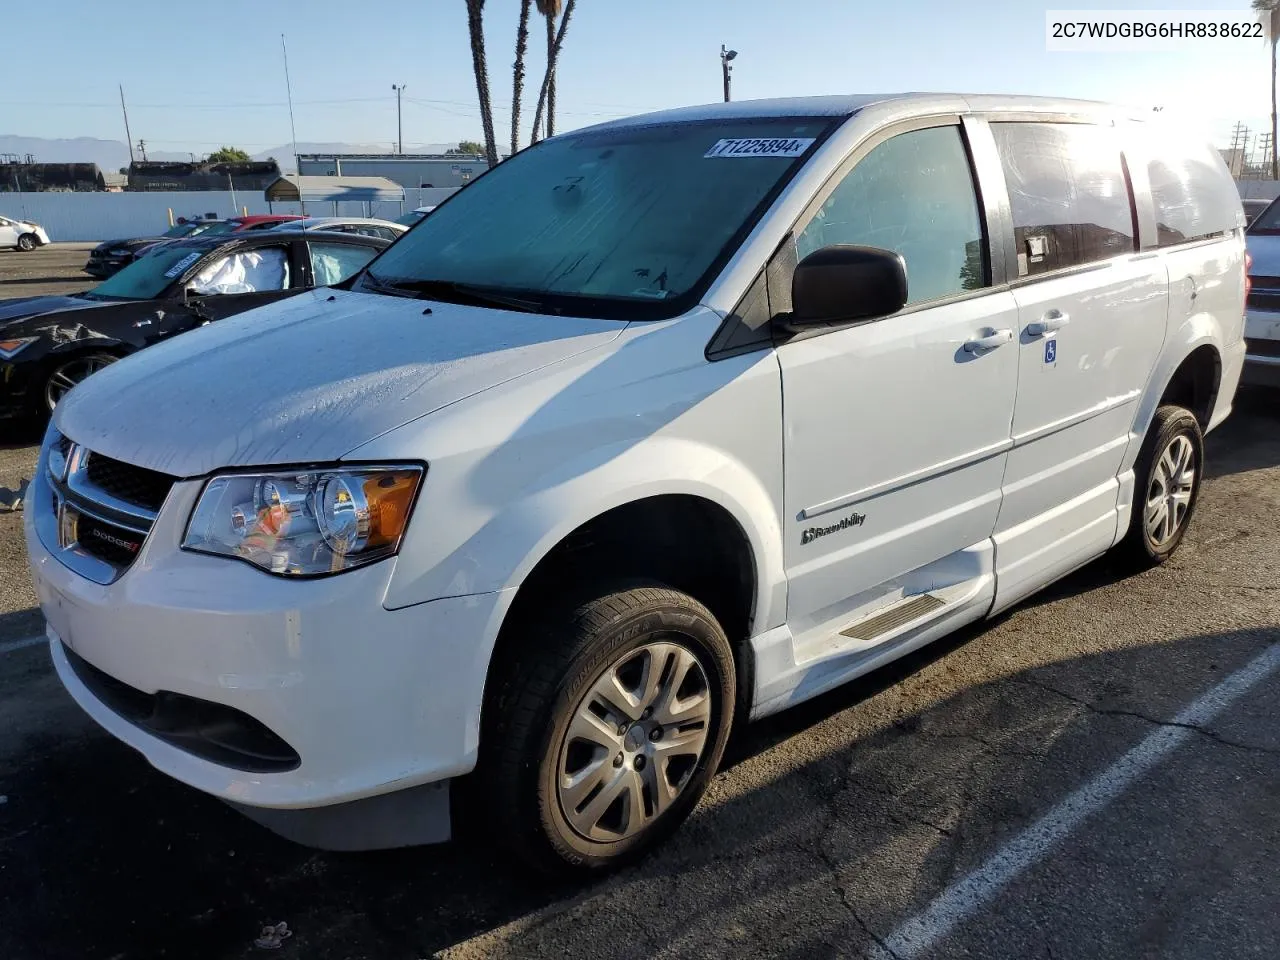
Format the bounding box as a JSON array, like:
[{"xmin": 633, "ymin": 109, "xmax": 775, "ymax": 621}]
[{"xmin": 25, "ymin": 94, "xmax": 1246, "ymax": 874}]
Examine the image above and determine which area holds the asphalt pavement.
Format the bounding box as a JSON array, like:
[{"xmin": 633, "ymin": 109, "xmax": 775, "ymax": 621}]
[
  {"xmin": 0, "ymin": 251, "xmax": 1278, "ymax": 959},
  {"xmin": 0, "ymin": 243, "xmax": 97, "ymax": 299}
]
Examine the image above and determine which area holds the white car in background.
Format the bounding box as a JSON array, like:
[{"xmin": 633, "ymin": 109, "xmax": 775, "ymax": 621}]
[
  {"xmin": 0, "ymin": 214, "xmax": 51, "ymax": 251},
  {"xmin": 270, "ymin": 216, "xmax": 405, "ymax": 242}
]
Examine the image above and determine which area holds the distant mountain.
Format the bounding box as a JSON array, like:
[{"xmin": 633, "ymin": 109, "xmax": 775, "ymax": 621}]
[{"xmin": 2, "ymin": 136, "xmax": 468, "ymax": 175}]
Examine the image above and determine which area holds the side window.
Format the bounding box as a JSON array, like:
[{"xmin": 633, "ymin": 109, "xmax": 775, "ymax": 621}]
[
  {"xmin": 1147, "ymin": 142, "xmax": 1242, "ymax": 246},
  {"xmin": 991, "ymin": 122, "xmax": 1135, "ymax": 277},
  {"xmin": 309, "ymin": 242, "xmax": 378, "ymax": 286},
  {"xmin": 796, "ymin": 125, "xmax": 987, "ymax": 305},
  {"xmin": 377, "ymin": 227, "xmax": 400, "ymax": 241},
  {"xmin": 188, "ymin": 246, "xmax": 291, "ymax": 295}
]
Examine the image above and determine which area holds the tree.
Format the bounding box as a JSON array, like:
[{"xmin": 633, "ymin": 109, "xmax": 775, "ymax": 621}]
[
  {"xmin": 450, "ymin": 140, "xmax": 485, "ymax": 155},
  {"xmin": 529, "ymin": 0, "xmax": 577, "ymax": 144},
  {"xmin": 207, "ymin": 146, "xmax": 251, "ymax": 163},
  {"xmin": 510, "ymin": 0, "xmax": 533, "ymax": 155},
  {"xmin": 465, "ymin": 0, "xmax": 500, "ymax": 168}
]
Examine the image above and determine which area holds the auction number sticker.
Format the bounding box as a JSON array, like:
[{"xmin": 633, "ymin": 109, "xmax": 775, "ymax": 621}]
[
  {"xmin": 704, "ymin": 137, "xmax": 815, "ymax": 159},
  {"xmin": 163, "ymin": 252, "xmax": 203, "ymax": 278}
]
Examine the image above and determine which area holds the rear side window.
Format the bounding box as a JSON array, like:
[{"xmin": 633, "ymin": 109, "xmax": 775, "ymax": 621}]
[
  {"xmin": 1149, "ymin": 141, "xmax": 1242, "ymax": 245},
  {"xmin": 310, "ymin": 241, "xmax": 378, "ymax": 286},
  {"xmin": 992, "ymin": 122, "xmax": 1135, "ymax": 277}
]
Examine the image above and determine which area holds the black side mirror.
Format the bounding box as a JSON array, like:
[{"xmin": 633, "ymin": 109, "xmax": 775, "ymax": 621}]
[{"xmin": 790, "ymin": 244, "xmax": 908, "ymax": 324}]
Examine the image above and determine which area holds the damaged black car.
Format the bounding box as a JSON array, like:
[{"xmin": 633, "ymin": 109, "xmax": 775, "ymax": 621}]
[{"xmin": 1, "ymin": 229, "xmax": 388, "ymax": 420}]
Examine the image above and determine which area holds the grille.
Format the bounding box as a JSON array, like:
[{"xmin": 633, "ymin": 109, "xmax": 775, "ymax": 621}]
[
  {"xmin": 84, "ymin": 452, "xmax": 175, "ymax": 513},
  {"xmin": 75, "ymin": 511, "xmax": 147, "ymax": 567},
  {"xmin": 1248, "ymin": 290, "xmax": 1280, "ymax": 311},
  {"xmin": 1246, "ymin": 337, "xmax": 1280, "ymax": 359},
  {"xmin": 45, "ymin": 431, "xmax": 175, "ymax": 582}
]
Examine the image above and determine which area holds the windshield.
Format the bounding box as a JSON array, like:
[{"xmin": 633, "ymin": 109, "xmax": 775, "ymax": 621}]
[
  {"xmin": 1248, "ymin": 197, "xmax": 1280, "ymax": 234},
  {"xmin": 362, "ymin": 117, "xmax": 833, "ymax": 318},
  {"xmin": 89, "ymin": 245, "xmax": 208, "ymax": 300},
  {"xmin": 161, "ymin": 223, "xmax": 201, "ymax": 239}
]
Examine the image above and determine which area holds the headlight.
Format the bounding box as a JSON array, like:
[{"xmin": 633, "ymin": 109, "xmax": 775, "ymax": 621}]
[
  {"xmin": 182, "ymin": 466, "xmax": 423, "ymax": 576},
  {"xmin": 107, "ymin": 248, "xmax": 130, "ymax": 257},
  {"xmin": 0, "ymin": 337, "xmax": 37, "ymax": 360}
]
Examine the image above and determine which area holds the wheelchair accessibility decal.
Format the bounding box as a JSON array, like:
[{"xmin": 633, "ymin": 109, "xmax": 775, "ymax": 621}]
[{"xmin": 1045, "ymin": 338, "xmax": 1057, "ymax": 364}]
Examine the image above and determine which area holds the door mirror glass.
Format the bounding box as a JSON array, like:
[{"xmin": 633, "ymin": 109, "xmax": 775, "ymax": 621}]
[{"xmin": 790, "ymin": 244, "xmax": 908, "ymax": 324}]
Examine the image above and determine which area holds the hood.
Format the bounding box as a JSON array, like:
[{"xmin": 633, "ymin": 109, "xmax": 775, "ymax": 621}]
[
  {"xmin": 55, "ymin": 288, "xmax": 627, "ymax": 477},
  {"xmin": 0, "ymin": 294, "xmax": 105, "ymax": 327},
  {"xmin": 1246, "ymin": 233, "xmax": 1280, "ymax": 277}
]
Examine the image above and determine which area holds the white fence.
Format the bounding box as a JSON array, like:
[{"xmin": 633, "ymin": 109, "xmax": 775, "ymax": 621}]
[{"xmin": 0, "ymin": 187, "xmax": 457, "ymax": 242}]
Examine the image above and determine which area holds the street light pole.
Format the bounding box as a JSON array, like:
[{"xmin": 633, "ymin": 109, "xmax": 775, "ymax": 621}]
[
  {"xmin": 392, "ymin": 83, "xmax": 406, "ymax": 154},
  {"xmin": 720, "ymin": 45, "xmax": 737, "ymax": 102}
]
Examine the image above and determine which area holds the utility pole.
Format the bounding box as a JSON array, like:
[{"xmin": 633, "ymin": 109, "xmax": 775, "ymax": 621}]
[
  {"xmin": 1228, "ymin": 121, "xmax": 1247, "ymax": 179},
  {"xmin": 720, "ymin": 45, "xmax": 737, "ymax": 102},
  {"xmin": 119, "ymin": 84, "xmax": 135, "ymax": 164},
  {"xmin": 137, "ymin": 139, "xmax": 147, "ymax": 161},
  {"xmin": 392, "ymin": 83, "xmax": 407, "ymax": 155}
]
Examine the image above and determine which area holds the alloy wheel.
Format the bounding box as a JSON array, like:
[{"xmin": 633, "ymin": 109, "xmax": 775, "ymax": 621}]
[
  {"xmin": 556, "ymin": 640, "xmax": 712, "ymax": 842},
  {"xmin": 1144, "ymin": 433, "xmax": 1196, "ymax": 547},
  {"xmin": 45, "ymin": 354, "xmax": 118, "ymax": 412}
]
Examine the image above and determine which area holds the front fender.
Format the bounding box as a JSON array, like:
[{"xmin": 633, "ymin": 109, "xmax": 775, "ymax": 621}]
[
  {"xmin": 364, "ymin": 316, "xmax": 788, "ymax": 632},
  {"xmin": 449, "ymin": 434, "xmax": 786, "ymax": 627}
]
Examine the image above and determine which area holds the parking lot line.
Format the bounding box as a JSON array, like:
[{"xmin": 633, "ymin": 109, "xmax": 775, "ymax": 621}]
[
  {"xmin": 0, "ymin": 634, "xmax": 46, "ymax": 656},
  {"xmin": 870, "ymin": 641, "xmax": 1280, "ymax": 960}
]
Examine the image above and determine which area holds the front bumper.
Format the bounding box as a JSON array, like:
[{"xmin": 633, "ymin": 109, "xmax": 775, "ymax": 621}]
[
  {"xmin": 24, "ymin": 447, "xmax": 512, "ymax": 835},
  {"xmin": 84, "ymin": 254, "xmax": 130, "ymax": 277}
]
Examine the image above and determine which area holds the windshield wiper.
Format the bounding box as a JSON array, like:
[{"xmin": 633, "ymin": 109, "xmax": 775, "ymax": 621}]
[
  {"xmin": 359, "ymin": 271, "xmax": 420, "ymax": 299},
  {"xmin": 362, "ymin": 273, "xmax": 552, "ymax": 314}
]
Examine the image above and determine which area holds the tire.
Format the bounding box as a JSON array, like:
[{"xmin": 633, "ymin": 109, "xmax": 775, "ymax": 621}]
[
  {"xmin": 44, "ymin": 352, "xmax": 119, "ymax": 415},
  {"xmin": 16, "ymin": 233, "xmax": 37, "ymax": 252},
  {"xmin": 1116, "ymin": 404, "xmax": 1204, "ymax": 568},
  {"xmin": 479, "ymin": 583, "xmax": 736, "ymax": 876}
]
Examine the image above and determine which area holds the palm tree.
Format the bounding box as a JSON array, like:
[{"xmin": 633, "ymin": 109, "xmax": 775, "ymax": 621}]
[
  {"xmin": 1256, "ymin": 0, "xmax": 1280, "ymax": 180},
  {"xmin": 530, "ymin": 0, "xmax": 578, "ymax": 143},
  {"xmin": 465, "ymin": 0, "xmax": 500, "ymax": 167},
  {"xmin": 510, "ymin": 0, "xmax": 533, "ymax": 156}
]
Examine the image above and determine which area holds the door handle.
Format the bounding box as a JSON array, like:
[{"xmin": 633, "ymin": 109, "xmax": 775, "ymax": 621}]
[
  {"xmin": 963, "ymin": 329, "xmax": 1014, "ymax": 353},
  {"xmin": 1027, "ymin": 310, "xmax": 1069, "ymax": 337}
]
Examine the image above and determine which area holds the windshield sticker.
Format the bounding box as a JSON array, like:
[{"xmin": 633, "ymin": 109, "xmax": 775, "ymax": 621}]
[
  {"xmin": 704, "ymin": 137, "xmax": 815, "ymax": 159},
  {"xmin": 163, "ymin": 252, "xmax": 203, "ymax": 278}
]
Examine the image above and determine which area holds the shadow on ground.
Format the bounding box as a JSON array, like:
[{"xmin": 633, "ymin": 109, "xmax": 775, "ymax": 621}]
[{"xmin": 2, "ymin": 622, "xmax": 1276, "ymax": 960}]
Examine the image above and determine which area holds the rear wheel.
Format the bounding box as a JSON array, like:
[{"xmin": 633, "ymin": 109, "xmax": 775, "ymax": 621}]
[
  {"xmin": 44, "ymin": 353, "xmax": 119, "ymax": 414},
  {"xmin": 1117, "ymin": 404, "xmax": 1204, "ymax": 567},
  {"xmin": 16, "ymin": 233, "xmax": 37, "ymax": 252},
  {"xmin": 480, "ymin": 583, "xmax": 736, "ymax": 875}
]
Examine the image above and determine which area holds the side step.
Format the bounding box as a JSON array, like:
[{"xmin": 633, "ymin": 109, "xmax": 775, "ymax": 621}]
[{"xmin": 840, "ymin": 594, "xmax": 946, "ymax": 643}]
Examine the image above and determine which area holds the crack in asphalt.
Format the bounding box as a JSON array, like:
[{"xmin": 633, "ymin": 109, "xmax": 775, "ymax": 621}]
[
  {"xmin": 1012, "ymin": 676, "xmax": 1280, "ymax": 757},
  {"xmin": 811, "ymin": 763, "xmax": 903, "ymax": 960}
]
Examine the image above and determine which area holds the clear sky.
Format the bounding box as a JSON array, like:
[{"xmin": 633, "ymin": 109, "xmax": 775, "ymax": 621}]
[{"xmin": 2, "ymin": 0, "xmax": 1273, "ymax": 156}]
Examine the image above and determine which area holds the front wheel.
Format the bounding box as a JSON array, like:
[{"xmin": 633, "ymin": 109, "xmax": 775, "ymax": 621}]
[
  {"xmin": 1116, "ymin": 404, "xmax": 1204, "ymax": 567},
  {"xmin": 480, "ymin": 584, "xmax": 736, "ymax": 876},
  {"xmin": 16, "ymin": 233, "xmax": 37, "ymax": 252},
  {"xmin": 44, "ymin": 353, "xmax": 119, "ymax": 414}
]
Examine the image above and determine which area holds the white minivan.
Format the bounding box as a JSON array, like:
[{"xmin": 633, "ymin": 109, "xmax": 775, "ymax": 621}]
[{"xmin": 25, "ymin": 94, "xmax": 1246, "ymax": 874}]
